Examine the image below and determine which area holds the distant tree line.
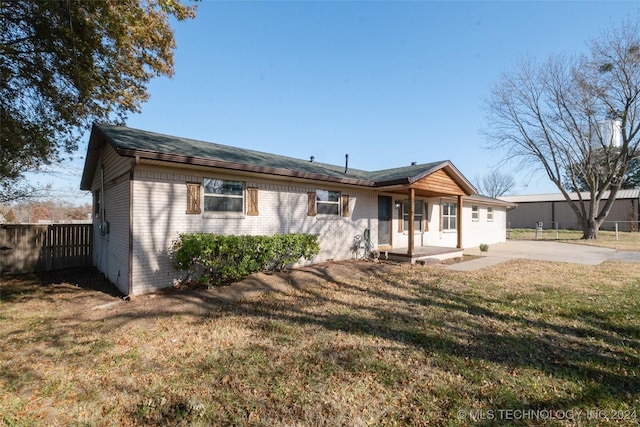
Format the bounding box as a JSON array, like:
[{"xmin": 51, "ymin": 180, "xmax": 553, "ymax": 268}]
[{"xmin": 0, "ymin": 201, "xmax": 91, "ymax": 224}]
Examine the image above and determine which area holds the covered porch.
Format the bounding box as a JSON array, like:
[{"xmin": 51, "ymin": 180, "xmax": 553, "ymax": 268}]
[{"xmin": 374, "ymin": 161, "xmax": 477, "ymax": 260}]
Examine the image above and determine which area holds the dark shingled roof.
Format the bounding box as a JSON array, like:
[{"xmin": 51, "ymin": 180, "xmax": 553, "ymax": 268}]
[
  {"xmin": 95, "ymin": 123, "xmax": 368, "ymax": 179},
  {"xmin": 81, "ymin": 123, "xmax": 476, "ymax": 193},
  {"xmin": 466, "ymin": 194, "xmax": 516, "ymax": 208}
]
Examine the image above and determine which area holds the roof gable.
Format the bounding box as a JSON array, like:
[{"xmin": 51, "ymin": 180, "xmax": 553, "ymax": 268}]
[
  {"xmin": 371, "ymin": 161, "xmax": 476, "ymax": 196},
  {"xmin": 411, "ymin": 168, "xmax": 468, "ymax": 196}
]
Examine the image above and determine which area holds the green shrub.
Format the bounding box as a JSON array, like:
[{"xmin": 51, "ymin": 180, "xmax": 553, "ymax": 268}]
[{"xmin": 171, "ymin": 233, "xmax": 320, "ymax": 287}]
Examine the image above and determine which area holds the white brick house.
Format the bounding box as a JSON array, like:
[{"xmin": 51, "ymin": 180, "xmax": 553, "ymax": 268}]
[{"xmin": 80, "ymin": 124, "xmax": 513, "ymax": 295}]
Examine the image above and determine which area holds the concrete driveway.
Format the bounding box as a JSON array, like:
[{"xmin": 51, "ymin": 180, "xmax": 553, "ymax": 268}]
[{"xmin": 446, "ymin": 240, "xmax": 635, "ymax": 272}]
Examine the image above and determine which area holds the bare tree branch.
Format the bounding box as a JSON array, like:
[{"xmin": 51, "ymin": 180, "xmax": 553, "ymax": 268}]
[
  {"xmin": 474, "ymin": 171, "xmax": 515, "ymax": 199},
  {"xmin": 483, "ymin": 19, "xmax": 640, "ymax": 238}
]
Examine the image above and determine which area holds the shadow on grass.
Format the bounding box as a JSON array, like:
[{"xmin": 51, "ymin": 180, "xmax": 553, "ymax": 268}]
[
  {"xmin": 226, "ymin": 266, "xmax": 639, "ymax": 409},
  {"xmin": 132, "ymin": 264, "xmax": 640, "ymax": 411},
  {"xmin": 0, "ymin": 267, "xmax": 124, "ymax": 302},
  {"xmin": 2, "ymin": 262, "xmax": 638, "ymax": 424}
]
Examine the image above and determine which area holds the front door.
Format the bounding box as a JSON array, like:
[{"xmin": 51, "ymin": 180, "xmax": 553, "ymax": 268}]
[{"xmin": 378, "ymin": 196, "xmax": 392, "ymax": 246}]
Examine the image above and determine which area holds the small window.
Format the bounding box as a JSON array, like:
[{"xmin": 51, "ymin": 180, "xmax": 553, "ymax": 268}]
[
  {"xmin": 487, "ymin": 207, "xmax": 494, "ymax": 222},
  {"xmin": 316, "ymin": 190, "xmax": 341, "ymax": 215},
  {"xmin": 203, "ymin": 178, "xmax": 243, "ymax": 212},
  {"xmin": 403, "ymin": 200, "xmax": 424, "ymax": 231},
  {"xmin": 471, "ymin": 205, "xmax": 479, "ymax": 221},
  {"xmin": 442, "ymin": 202, "xmax": 457, "ymax": 231},
  {"xmin": 186, "ymin": 183, "xmax": 201, "ymax": 214}
]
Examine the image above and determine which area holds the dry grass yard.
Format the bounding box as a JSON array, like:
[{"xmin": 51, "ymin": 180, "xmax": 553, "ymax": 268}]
[
  {"xmin": 1, "ymin": 239, "xmax": 639, "ymax": 426},
  {"xmin": 508, "ymin": 228, "xmax": 640, "ymax": 251}
]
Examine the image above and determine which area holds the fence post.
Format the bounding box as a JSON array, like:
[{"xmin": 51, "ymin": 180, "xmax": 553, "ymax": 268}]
[{"xmin": 615, "ymin": 222, "xmax": 619, "ymax": 241}]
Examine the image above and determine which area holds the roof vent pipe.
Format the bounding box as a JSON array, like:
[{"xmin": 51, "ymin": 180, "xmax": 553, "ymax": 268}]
[
  {"xmin": 411, "ymin": 162, "xmax": 417, "ymax": 165},
  {"xmin": 310, "ymin": 156, "xmax": 314, "ymax": 162},
  {"xmin": 345, "ymin": 154, "xmax": 349, "ymax": 174}
]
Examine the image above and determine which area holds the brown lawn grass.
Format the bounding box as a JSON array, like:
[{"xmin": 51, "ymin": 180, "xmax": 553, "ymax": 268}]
[
  {"xmin": 1, "ymin": 259, "xmax": 639, "ymax": 426},
  {"xmin": 509, "ymin": 229, "xmax": 640, "ymax": 251}
]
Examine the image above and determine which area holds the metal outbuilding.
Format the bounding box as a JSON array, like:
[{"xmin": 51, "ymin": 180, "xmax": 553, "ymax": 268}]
[{"xmin": 500, "ymin": 189, "xmax": 640, "ymax": 231}]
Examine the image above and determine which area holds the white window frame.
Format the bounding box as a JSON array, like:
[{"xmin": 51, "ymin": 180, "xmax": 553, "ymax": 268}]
[
  {"xmin": 403, "ymin": 200, "xmax": 424, "ymax": 232},
  {"xmin": 316, "ymin": 190, "xmax": 341, "ymax": 215},
  {"xmin": 203, "ymin": 178, "xmax": 244, "ymax": 213},
  {"xmin": 471, "ymin": 205, "xmax": 479, "ymax": 222},
  {"xmin": 442, "ymin": 201, "xmax": 457, "ymax": 231},
  {"xmin": 487, "ymin": 207, "xmax": 494, "ymax": 222}
]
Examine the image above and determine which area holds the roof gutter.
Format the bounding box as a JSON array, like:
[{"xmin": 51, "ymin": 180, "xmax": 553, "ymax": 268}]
[
  {"xmin": 115, "ymin": 148, "xmax": 376, "ymax": 187},
  {"xmin": 372, "ymin": 178, "xmax": 411, "ymax": 187}
]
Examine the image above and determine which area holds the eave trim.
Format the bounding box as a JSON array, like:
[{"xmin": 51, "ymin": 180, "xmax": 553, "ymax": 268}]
[{"xmin": 115, "ymin": 147, "xmax": 376, "ymax": 187}]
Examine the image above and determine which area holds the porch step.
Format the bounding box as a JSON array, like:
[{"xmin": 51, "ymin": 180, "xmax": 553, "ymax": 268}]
[{"xmin": 386, "ymin": 248, "xmax": 463, "ymax": 264}]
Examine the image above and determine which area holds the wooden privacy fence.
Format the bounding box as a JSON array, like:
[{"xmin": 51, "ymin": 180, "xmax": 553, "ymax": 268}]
[{"xmin": 0, "ymin": 224, "xmax": 93, "ymax": 274}]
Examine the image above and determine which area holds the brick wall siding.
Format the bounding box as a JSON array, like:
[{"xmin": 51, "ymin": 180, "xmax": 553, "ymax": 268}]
[{"xmin": 129, "ymin": 167, "xmax": 379, "ymax": 294}]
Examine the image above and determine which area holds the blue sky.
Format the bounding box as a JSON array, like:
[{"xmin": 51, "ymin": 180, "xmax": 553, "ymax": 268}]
[{"xmin": 34, "ymin": 0, "xmax": 640, "ymax": 204}]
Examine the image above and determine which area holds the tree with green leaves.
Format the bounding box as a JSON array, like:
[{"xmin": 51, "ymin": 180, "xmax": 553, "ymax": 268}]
[
  {"xmin": 623, "ymin": 158, "xmax": 640, "ymax": 188},
  {"xmin": 484, "ymin": 19, "xmax": 640, "ymax": 239},
  {"xmin": 0, "ymin": 0, "xmax": 196, "ymax": 203}
]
